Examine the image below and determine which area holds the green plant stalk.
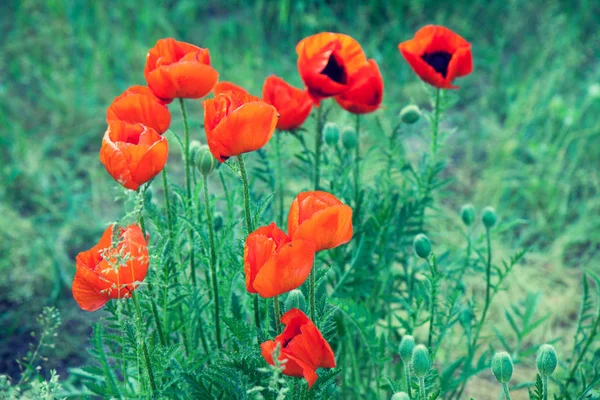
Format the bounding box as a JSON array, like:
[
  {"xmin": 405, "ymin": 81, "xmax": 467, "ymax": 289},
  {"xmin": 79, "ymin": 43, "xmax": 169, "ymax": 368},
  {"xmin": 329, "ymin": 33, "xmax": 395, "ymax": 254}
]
[
  {"xmin": 161, "ymin": 169, "xmax": 174, "ymax": 244},
  {"xmin": 354, "ymin": 114, "xmax": 361, "ymax": 211},
  {"xmin": 203, "ymin": 176, "xmax": 222, "ymax": 349},
  {"xmin": 309, "ymin": 268, "xmax": 316, "ymax": 321},
  {"xmin": 273, "ymin": 296, "xmax": 282, "ymax": 332},
  {"xmin": 566, "ymin": 310, "xmax": 599, "ymax": 387},
  {"xmin": 132, "ymin": 293, "xmax": 157, "ymax": 396},
  {"xmin": 427, "ymin": 256, "xmax": 437, "ymax": 348},
  {"xmin": 237, "ymin": 155, "xmax": 261, "ymax": 330},
  {"xmin": 403, "ymin": 361, "xmax": 412, "ymax": 398},
  {"xmin": 418, "ymin": 377, "xmax": 426, "ymax": 400},
  {"xmin": 419, "ymin": 88, "xmax": 442, "ymax": 229},
  {"xmin": 314, "ymin": 104, "xmax": 323, "ymax": 190},
  {"xmin": 179, "ymin": 98, "xmax": 196, "ymax": 287},
  {"xmin": 502, "ymin": 383, "xmax": 512, "ymax": 400},
  {"xmin": 275, "ymin": 131, "xmax": 285, "ymax": 226},
  {"xmin": 542, "ymin": 375, "xmax": 548, "ymax": 400}
]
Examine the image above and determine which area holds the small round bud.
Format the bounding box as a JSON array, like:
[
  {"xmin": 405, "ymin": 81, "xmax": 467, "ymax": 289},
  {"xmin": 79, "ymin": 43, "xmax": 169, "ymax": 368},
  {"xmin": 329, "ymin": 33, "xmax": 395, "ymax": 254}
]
[
  {"xmin": 341, "ymin": 127, "xmax": 357, "ymax": 150},
  {"xmin": 536, "ymin": 344, "xmax": 558, "ymax": 377},
  {"xmin": 323, "ymin": 122, "xmax": 340, "ymax": 146},
  {"xmin": 460, "ymin": 204, "xmax": 476, "ymax": 226},
  {"xmin": 481, "ymin": 206, "xmax": 497, "ymax": 229},
  {"xmin": 399, "ymin": 335, "xmax": 415, "ymax": 363},
  {"xmin": 491, "ymin": 352, "xmax": 513, "ymax": 384},
  {"xmin": 284, "ymin": 289, "xmax": 306, "ymax": 312},
  {"xmin": 413, "ymin": 234, "xmax": 432, "ymax": 259},
  {"xmin": 213, "ymin": 212, "xmax": 224, "ymax": 231},
  {"xmin": 391, "ymin": 392, "xmax": 410, "ymax": 400},
  {"xmin": 411, "ymin": 344, "xmax": 430, "ymax": 378},
  {"xmin": 189, "ymin": 140, "xmax": 202, "ymax": 162},
  {"xmin": 194, "ymin": 145, "xmax": 217, "ymax": 176},
  {"xmin": 400, "ymin": 105, "xmax": 421, "ymax": 124}
]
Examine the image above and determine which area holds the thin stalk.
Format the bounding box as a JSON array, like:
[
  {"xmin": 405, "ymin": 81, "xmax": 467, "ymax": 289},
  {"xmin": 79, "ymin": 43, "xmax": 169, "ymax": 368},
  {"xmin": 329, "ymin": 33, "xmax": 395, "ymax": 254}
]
[
  {"xmin": 353, "ymin": 114, "xmax": 361, "ymax": 210},
  {"xmin": 237, "ymin": 155, "xmax": 261, "ymax": 330},
  {"xmin": 403, "ymin": 361, "xmax": 412, "ymax": 398},
  {"xmin": 273, "ymin": 296, "xmax": 282, "ymax": 332},
  {"xmin": 419, "ymin": 88, "xmax": 442, "ymax": 229},
  {"xmin": 132, "ymin": 294, "xmax": 157, "ymax": 396},
  {"xmin": 313, "ymin": 105, "xmax": 323, "ymax": 190},
  {"xmin": 275, "ymin": 131, "xmax": 285, "ymax": 226},
  {"xmin": 309, "ymin": 268, "xmax": 316, "ymax": 321},
  {"xmin": 418, "ymin": 377, "xmax": 426, "ymax": 400},
  {"xmin": 203, "ymin": 176, "xmax": 222, "ymax": 349},
  {"xmin": 179, "ymin": 98, "xmax": 196, "ymax": 287},
  {"xmin": 161, "ymin": 169, "xmax": 174, "ymax": 244},
  {"xmin": 542, "ymin": 376, "xmax": 548, "ymax": 400},
  {"xmin": 427, "ymin": 255, "xmax": 438, "ymax": 348},
  {"xmin": 501, "ymin": 383, "xmax": 512, "ymax": 400}
]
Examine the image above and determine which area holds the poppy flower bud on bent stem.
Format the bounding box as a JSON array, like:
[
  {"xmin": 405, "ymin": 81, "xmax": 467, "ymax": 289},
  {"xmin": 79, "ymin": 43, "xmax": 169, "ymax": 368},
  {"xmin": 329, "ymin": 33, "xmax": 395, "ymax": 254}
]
[
  {"xmin": 400, "ymin": 104, "xmax": 421, "ymax": 124},
  {"xmin": 323, "ymin": 122, "xmax": 340, "ymax": 146},
  {"xmin": 194, "ymin": 145, "xmax": 217, "ymax": 176},
  {"xmin": 482, "ymin": 206, "xmax": 497, "ymax": 229},
  {"xmin": 413, "ymin": 234, "xmax": 432, "ymax": 259},
  {"xmin": 341, "ymin": 127, "xmax": 357, "ymax": 150},
  {"xmin": 461, "ymin": 204, "xmax": 476, "ymax": 226},
  {"xmin": 492, "ymin": 352, "xmax": 513, "ymax": 399}
]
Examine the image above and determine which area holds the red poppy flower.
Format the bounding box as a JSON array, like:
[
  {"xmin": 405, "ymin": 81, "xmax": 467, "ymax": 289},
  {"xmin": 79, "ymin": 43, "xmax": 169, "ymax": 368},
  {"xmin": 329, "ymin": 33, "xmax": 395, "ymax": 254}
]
[
  {"xmin": 288, "ymin": 191, "xmax": 353, "ymax": 252},
  {"xmin": 261, "ymin": 308, "xmax": 335, "ymax": 388},
  {"xmin": 106, "ymin": 85, "xmax": 171, "ymax": 134},
  {"xmin": 100, "ymin": 120, "xmax": 168, "ymax": 191},
  {"xmin": 262, "ymin": 75, "xmax": 313, "ymax": 130},
  {"xmin": 203, "ymin": 89, "xmax": 278, "ymax": 162},
  {"xmin": 398, "ymin": 25, "xmax": 473, "ymax": 89},
  {"xmin": 335, "ymin": 59, "xmax": 384, "ymax": 114},
  {"xmin": 296, "ymin": 32, "xmax": 368, "ymax": 104},
  {"xmin": 213, "ymin": 81, "xmax": 248, "ymax": 95},
  {"xmin": 144, "ymin": 38, "xmax": 219, "ymax": 102},
  {"xmin": 72, "ymin": 224, "xmax": 149, "ymax": 312},
  {"xmin": 244, "ymin": 223, "xmax": 315, "ymax": 298}
]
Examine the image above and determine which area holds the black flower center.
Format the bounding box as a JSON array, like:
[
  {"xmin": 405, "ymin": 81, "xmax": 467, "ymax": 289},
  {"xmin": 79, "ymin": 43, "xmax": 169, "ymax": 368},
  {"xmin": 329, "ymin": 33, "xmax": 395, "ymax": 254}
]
[
  {"xmin": 422, "ymin": 51, "xmax": 453, "ymax": 78},
  {"xmin": 321, "ymin": 53, "xmax": 347, "ymax": 84}
]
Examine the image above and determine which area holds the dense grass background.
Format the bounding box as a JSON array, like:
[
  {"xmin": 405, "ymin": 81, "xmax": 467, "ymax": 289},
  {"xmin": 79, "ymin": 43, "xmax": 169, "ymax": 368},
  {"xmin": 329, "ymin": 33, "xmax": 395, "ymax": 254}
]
[{"xmin": 1, "ymin": 0, "xmax": 599, "ymax": 395}]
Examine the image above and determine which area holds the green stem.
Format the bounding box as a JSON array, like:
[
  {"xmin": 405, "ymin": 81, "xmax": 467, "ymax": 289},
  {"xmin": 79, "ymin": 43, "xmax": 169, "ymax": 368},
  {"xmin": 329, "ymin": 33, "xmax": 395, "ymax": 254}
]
[
  {"xmin": 542, "ymin": 375, "xmax": 548, "ymax": 400},
  {"xmin": 179, "ymin": 98, "xmax": 196, "ymax": 287},
  {"xmin": 313, "ymin": 105, "xmax": 323, "ymax": 190},
  {"xmin": 203, "ymin": 176, "xmax": 222, "ymax": 349},
  {"xmin": 404, "ymin": 361, "xmax": 412, "ymax": 398},
  {"xmin": 309, "ymin": 268, "xmax": 316, "ymax": 321},
  {"xmin": 273, "ymin": 296, "xmax": 282, "ymax": 332},
  {"xmin": 132, "ymin": 294, "xmax": 157, "ymax": 397},
  {"xmin": 418, "ymin": 377, "xmax": 426, "ymax": 400},
  {"xmin": 427, "ymin": 256, "xmax": 437, "ymax": 349},
  {"xmin": 161, "ymin": 169, "xmax": 174, "ymax": 244},
  {"xmin": 354, "ymin": 114, "xmax": 361, "ymax": 210},
  {"xmin": 472, "ymin": 228, "xmax": 493, "ymax": 346},
  {"xmin": 419, "ymin": 88, "xmax": 442, "ymax": 229},
  {"xmin": 275, "ymin": 131, "xmax": 284, "ymax": 226},
  {"xmin": 502, "ymin": 383, "xmax": 512, "ymax": 400}
]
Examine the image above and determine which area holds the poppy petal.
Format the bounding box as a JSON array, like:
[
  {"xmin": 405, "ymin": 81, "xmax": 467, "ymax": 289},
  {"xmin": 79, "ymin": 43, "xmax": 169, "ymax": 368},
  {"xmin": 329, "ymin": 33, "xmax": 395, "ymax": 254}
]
[
  {"xmin": 72, "ymin": 273, "xmax": 109, "ymax": 312},
  {"xmin": 100, "ymin": 134, "xmax": 137, "ymax": 190},
  {"xmin": 244, "ymin": 234, "xmax": 277, "ymax": 293},
  {"xmin": 147, "ymin": 63, "xmax": 219, "ymax": 101},
  {"xmin": 130, "ymin": 136, "xmax": 168, "ymax": 186}
]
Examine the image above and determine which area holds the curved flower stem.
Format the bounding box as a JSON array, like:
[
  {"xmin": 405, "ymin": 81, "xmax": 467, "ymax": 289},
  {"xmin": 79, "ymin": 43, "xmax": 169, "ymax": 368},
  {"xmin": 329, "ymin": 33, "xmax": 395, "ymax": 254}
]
[
  {"xmin": 275, "ymin": 131, "xmax": 284, "ymax": 226},
  {"xmin": 354, "ymin": 114, "xmax": 361, "ymax": 211},
  {"xmin": 179, "ymin": 98, "xmax": 196, "ymax": 287},
  {"xmin": 273, "ymin": 296, "xmax": 282, "ymax": 332},
  {"xmin": 132, "ymin": 293, "xmax": 157, "ymax": 396},
  {"xmin": 203, "ymin": 176, "xmax": 222, "ymax": 349},
  {"xmin": 237, "ymin": 155, "xmax": 261, "ymax": 330}
]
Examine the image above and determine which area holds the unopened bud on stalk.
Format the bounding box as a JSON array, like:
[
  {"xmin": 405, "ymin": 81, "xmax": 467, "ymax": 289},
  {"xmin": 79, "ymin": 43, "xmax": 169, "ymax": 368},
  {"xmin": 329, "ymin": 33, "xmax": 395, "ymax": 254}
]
[
  {"xmin": 391, "ymin": 392, "xmax": 410, "ymax": 400},
  {"xmin": 411, "ymin": 344, "xmax": 430, "ymax": 378},
  {"xmin": 399, "ymin": 335, "xmax": 415, "ymax": 363},
  {"xmin": 195, "ymin": 145, "xmax": 217, "ymax": 176},
  {"xmin": 400, "ymin": 105, "xmax": 421, "ymax": 124},
  {"xmin": 324, "ymin": 122, "xmax": 340, "ymax": 146},
  {"xmin": 341, "ymin": 127, "xmax": 357, "ymax": 150},
  {"xmin": 536, "ymin": 344, "xmax": 558, "ymax": 377},
  {"xmin": 482, "ymin": 206, "xmax": 497, "ymax": 229},
  {"xmin": 284, "ymin": 289, "xmax": 306, "ymax": 312},
  {"xmin": 461, "ymin": 204, "xmax": 476, "ymax": 226},
  {"xmin": 190, "ymin": 140, "xmax": 202, "ymax": 162},
  {"xmin": 413, "ymin": 234, "xmax": 432, "ymax": 259},
  {"xmin": 213, "ymin": 212, "xmax": 224, "ymax": 231},
  {"xmin": 491, "ymin": 352, "xmax": 513, "ymax": 384}
]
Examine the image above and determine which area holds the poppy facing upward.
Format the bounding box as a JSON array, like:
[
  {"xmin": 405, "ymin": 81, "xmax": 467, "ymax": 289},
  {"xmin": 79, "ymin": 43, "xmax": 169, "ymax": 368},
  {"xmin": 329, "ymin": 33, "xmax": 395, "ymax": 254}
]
[
  {"xmin": 335, "ymin": 59, "xmax": 384, "ymax": 114},
  {"xmin": 262, "ymin": 75, "xmax": 313, "ymax": 130},
  {"xmin": 106, "ymin": 86, "xmax": 171, "ymax": 134},
  {"xmin": 398, "ymin": 25, "xmax": 473, "ymax": 89},
  {"xmin": 296, "ymin": 32, "xmax": 368, "ymax": 103}
]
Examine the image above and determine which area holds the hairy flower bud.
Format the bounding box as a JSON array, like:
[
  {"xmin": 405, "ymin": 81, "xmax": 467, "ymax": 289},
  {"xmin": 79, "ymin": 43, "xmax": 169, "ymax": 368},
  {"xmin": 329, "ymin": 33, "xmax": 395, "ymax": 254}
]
[
  {"xmin": 324, "ymin": 122, "xmax": 340, "ymax": 146},
  {"xmin": 213, "ymin": 212, "xmax": 224, "ymax": 231},
  {"xmin": 399, "ymin": 335, "xmax": 415, "ymax": 363},
  {"xmin": 492, "ymin": 352, "xmax": 513, "ymax": 384},
  {"xmin": 536, "ymin": 344, "xmax": 558, "ymax": 377},
  {"xmin": 284, "ymin": 289, "xmax": 306, "ymax": 312},
  {"xmin": 413, "ymin": 234, "xmax": 432, "ymax": 259},
  {"xmin": 482, "ymin": 206, "xmax": 497, "ymax": 229},
  {"xmin": 411, "ymin": 344, "xmax": 430, "ymax": 378},
  {"xmin": 195, "ymin": 145, "xmax": 217, "ymax": 176},
  {"xmin": 461, "ymin": 204, "xmax": 476, "ymax": 226},
  {"xmin": 391, "ymin": 392, "xmax": 410, "ymax": 400},
  {"xmin": 400, "ymin": 105, "xmax": 421, "ymax": 124},
  {"xmin": 341, "ymin": 127, "xmax": 357, "ymax": 150}
]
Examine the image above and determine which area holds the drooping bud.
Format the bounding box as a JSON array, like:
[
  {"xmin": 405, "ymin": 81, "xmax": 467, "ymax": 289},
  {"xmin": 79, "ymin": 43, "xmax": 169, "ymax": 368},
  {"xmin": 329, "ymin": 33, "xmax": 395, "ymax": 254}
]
[
  {"xmin": 413, "ymin": 234, "xmax": 432, "ymax": 259},
  {"xmin": 213, "ymin": 212, "xmax": 224, "ymax": 231},
  {"xmin": 399, "ymin": 335, "xmax": 415, "ymax": 363},
  {"xmin": 400, "ymin": 105, "xmax": 421, "ymax": 124},
  {"xmin": 194, "ymin": 145, "xmax": 217, "ymax": 176},
  {"xmin": 341, "ymin": 127, "xmax": 357, "ymax": 150},
  {"xmin": 411, "ymin": 344, "xmax": 430, "ymax": 378},
  {"xmin": 536, "ymin": 344, "xmax": 558, "ymax": 377},
  {"xmin": 391, "ymin": 392, "xmax": 410, "ymax": 400},
  {"xmin": 491, "ymin": 352, "xmax": 513, "ymax": 384},
  {"xmin": 189, "ymin": 140, "xmax": 202, "ymax": 163},
  {"xmin": 461, "ymin": 204, "xmax": 476, "ymax": 227},
  {"xmin": 284, "ymin": 289, "xmax": 306, "ymax": 312},
  {"xmin": 324, "ymin": 122, "xmax": 340, "ymax": 146},
  {"xmin": 482, "ymin": 206, "xmax": 497, "ymax": 229}
]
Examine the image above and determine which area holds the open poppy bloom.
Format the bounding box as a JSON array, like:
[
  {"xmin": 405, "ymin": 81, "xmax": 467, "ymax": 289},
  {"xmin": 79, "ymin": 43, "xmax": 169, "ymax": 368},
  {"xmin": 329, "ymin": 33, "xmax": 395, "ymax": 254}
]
[
  {"xmin": 262, "ymin": 75, "xmax": 313, "ymax": 130},
  {"xmin": 144, "ymin": 38, "xmax": 219, "ymax": 102},
  {"xmin": 106, "ymin": 85, "xmax": 171, "ymax": 134},
  {"xmin": 261, "ymin": 308, "xmax": 335, "ymax": 388},
  {"xmin": 335, "ymin": 59, "xmax": 384, "ymax": 114},
  {"xmin": 204, "ymin": 89, "xmax": 278, "ymax": 162},
  {"xmin": 213, "ymin": 81, "xmax": 248, "ymax": 95},
  {"xmin": 288, "ymin": 191, "xmax": 353, "ymax": 252},
  {"xmin": 398, "ymin": 25, "xmax": 473, "ymax": 89},
  {"xmin": 100, "ymin": 120, "xmax": 168, "ymax": 190},
  {"xmin": 72, "ymin": 224, "xmax": 149, "ymax": 312},
  {"xmin": 244, "ymin": 223, "xmax": 315, "ymax": 298},
  {"xmin": 296, "ymin": 32, "xmax": 368, "ymax": 104}
]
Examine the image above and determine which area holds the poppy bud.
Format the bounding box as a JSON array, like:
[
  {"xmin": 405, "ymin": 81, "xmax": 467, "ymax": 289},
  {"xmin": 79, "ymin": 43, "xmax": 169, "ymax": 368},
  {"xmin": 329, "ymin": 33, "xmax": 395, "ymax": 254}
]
[
  {"xmin": 399, "ymin": 335, "xmax": 415, "ymax": 363},
  {"xmin": 324, "ymin": 122, "xmax": 340, "ymax": 146},
  {"xmin": 213, "ymin": 212, "xmax": 224, "ymax": 231},
  {"xmin": 459, "ymin": 307, "xmax": 473, "ymax": 328},
  {"xmin": 195, "ymin": 145, "xmax": 217, "ymax": 176},
  {"xmin": 190, "ymin": 140, "xmax": 202, "ymax": 162},
  {"xmin": 482, "ymin": 206, "xmax": 497, "ymax": 229},
  {"xmin": 411, "ymin": 344, "xmax": 430, "ymax": 378},
  {"xmin": 536, "ymin": 344, "xmax": 558, "ymax": 377},
  {"xmin": 400, "ymin": 105, "xmax": 421, "ymax": 124},
  {"xmin": 413, "ymin": 234, "xmax": 432, "ymax": 259},
  {"xmin": 491, "ymin": 352, "xmax": 513, "ymax": 384},
  {"xmin": 284, "ymin": 289, "xmax": 306, "ymax": 312},
  {"xmin": 461, "ymin": 204, "xmax": 476, "ymax": 226},
  {"xmin": 391, "ymin": 392, "xmax": 410, "ymax": 400},
  {"xmin": 341, "ymin": 127, "xmax": 357, "ymax": 150}
]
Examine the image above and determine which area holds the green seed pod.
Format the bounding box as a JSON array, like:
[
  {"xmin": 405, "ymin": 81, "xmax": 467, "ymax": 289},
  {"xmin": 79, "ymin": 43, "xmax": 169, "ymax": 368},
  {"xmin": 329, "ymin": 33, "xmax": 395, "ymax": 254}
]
[
  {"xmin": 413, "ymin": 234, "xmax": 432, "ymax": 259},
  {"xmin": 491, "ymin": 352, "xmax": 513, "ymax": 384},
  {"xmin": 213, "ymin": 212, "xmax": 224, "ymax": 231},
  {"xmin": 284, "ymin": 289, "xmax": 306, "ymax": 312},
  {"xmin": 324, "ymin": 122, "xmax": 340, "ymax": 146},
  {"xmin": 194, "ymin": 145, "xmax": 217, "ymax": 176},
  {"xmin": 461, "ymin": 204, "xmax": 476, "ymax": 227},
  {"xmin": 536, "ymin": 344, "xmax": 558, "ymax": 377},
  {"xmin": 391, "ymin": 392, "xmax": 410, "ymax": 400},
  {"xmin": 481, "ymin": 206, "xmax": 497, "ymax": 229},
  {"xmin": 399, "ymin": 335, "xmax": 415, "ymax": 363},
  {"xmin": 341, "ymin": 127, "xmax": 357, "ymax": 150},
  {"xmin": 411, "ymin": 344, "xmax": 430, "ymax": 378},
  {"xmin": 400, "ymin": 105, "xmax": 421, "ymax": 124}
]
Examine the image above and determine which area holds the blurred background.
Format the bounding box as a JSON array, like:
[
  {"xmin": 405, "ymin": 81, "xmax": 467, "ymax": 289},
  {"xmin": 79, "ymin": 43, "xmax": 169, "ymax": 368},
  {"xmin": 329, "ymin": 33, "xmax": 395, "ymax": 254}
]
[{"xmin": 1, "ymin": 0, "xmax": 598, "ymax": 393}]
